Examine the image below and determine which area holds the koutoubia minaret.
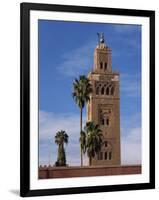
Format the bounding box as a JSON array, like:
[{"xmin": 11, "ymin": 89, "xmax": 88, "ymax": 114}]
[{"xmin": 87, "ymin": 33, "xmax": 121, "ymax": 165}]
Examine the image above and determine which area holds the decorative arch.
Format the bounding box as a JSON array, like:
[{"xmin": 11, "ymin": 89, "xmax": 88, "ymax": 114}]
[
  {"xmin": 103, "ymin": 141, "xmax": 113, "ymax": 160},
  {"xmin": 103, "ymin": 151, "xmax": 112, "ymax": 160},
  {"xmin": 106, "ymin": 87, "xmax": 109, "ymax": 95},
  {"xmin": 104, "ymin": 152, "xmax": 108, "ymax": 160},
  {"xmin": 104, "ymin": 141, "xmax": 113, "ymax": 149},
  {"xmin": 96, "ymin": 87, "xmax": 99, "ymax": 95},
  {"xmin": 96, "ymin": 83, "xmax": 115, "ymax": 96},
  {"xmin": 104, "ymin": 62, "xmax": 107, "ymax": 70},
  {"xmin": 106, "ymin": 118, "xmax": 109, "ymax": 126},
  {"xmin": 101, "ymin": 87, "xmax": 105, "ymax": 95},
  {"xmin": 100, "ymin": 62, "xmax": 103, "ymax": 69},
  {"xmin": 104, "ymin": 141, "xmax": 108, "ymax": 147}
]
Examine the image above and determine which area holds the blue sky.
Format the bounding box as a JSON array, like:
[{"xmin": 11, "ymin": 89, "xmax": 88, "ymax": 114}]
[{"xmin": 38, "ymin": 20, "xmax": 141, "ymax": 166}]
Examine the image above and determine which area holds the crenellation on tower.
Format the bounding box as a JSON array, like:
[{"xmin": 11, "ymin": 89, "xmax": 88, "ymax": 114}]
[{"xmin": 87, "ymin": 33, "xmax": 121, "ymax": 166}]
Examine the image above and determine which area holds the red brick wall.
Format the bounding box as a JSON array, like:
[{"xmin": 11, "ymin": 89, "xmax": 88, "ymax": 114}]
[{"xmin": 38, "ymin": 165, "xmax": 141, "ymax": 179}]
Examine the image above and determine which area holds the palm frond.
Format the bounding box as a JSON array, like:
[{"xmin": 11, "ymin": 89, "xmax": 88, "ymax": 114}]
[
  {"xmin": 72, "ymin": 75, "xmax": 92, "ymax": 110},
  {"xmin": 84, "ymin": 121, "xmax": 103, "ymax": 162}
]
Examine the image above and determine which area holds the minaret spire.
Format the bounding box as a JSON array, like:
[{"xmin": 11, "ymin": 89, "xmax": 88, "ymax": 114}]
[
  {"xmin": 96, "ymin": 32, "xmax": 106, "ymax": 50},
  {"xmin": 97, "ymin": 32, "xmax": 105, "ymax": 44}
]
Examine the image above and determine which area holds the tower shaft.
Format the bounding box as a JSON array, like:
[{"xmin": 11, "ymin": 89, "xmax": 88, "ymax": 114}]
[{"xmin": 87, "ymin": 39, "xmax": 121, "ymax": 165}]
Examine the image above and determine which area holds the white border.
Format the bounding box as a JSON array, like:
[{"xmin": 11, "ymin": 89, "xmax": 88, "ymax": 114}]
[{"xmin": 30, "ymin": 10, "xmax": 150, "ymax": 190}]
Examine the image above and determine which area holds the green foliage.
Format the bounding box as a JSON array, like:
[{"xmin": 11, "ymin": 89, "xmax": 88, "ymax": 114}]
[
  {"xmin": 72, "ymin": 75, "xmax": 92, "ymax": 109},
  {"xmin": 72, "ymin": 75, "xmax": 92, "ymax": 166},
  {"xmin": 54, "ymin": 130, "xmax": 68, "ymax": 166},
  {"xmin": 84, "ymin": 121, "xmax": 103, "ymax": 166}
]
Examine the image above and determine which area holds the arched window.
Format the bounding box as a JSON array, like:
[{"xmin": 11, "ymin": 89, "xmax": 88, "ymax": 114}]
[
  {"xmin": 110, "ymin": 87, "xmax": 114, "ymax": 95},
  {"xmin": 96, "ymin": 87, "xmax": 99, "ymax": 95},
  {"xmin": 105, "ymin": 62, "xmax": 107, "ymax": 70},
  {"xmin": 109, "ymin": 152, "xmax": 112, "ymax": 160},
  {"xmin": 106, "ymin": 87, "xmax": 109, "ymax": 95},
  {"xmin": 101, "ymin": 87, "xmax": 105, "ymax": 95},
  {"xmin": 100, "ymin": 62, "xmax": 103, "ymax": 69},
  {"xmin": 105, "ymin": 141, "xmax": 108, "ymax": 147},
  {"xmin": 106, "ymin": 118, "xmax": 109, "ymax": 126},
  {"xmin": 101, "ymin": 118, "xmax": 104, "ymax": 125},
  {"xmin": 105, "ymin": 152, "xmax": 108, "ymax": 160}
]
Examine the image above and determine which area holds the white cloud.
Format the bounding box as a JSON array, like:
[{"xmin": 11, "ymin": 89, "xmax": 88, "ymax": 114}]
[
  {"xmin": 39, "ymin": 111, "xmax": 81, "ymax": 140},
  {"xmin": 39, "ymin": 110, "xmax": 141, "ymax": 166},
  {"xmin": 121, "ymin": 127, "xmax": 141, "ymax": 164},
  {"xmin": 57, "ymin": 40, "xmax": 96, "ymax": 77},
  {"xmin": 120, "ymin": 73, "xmax": 141, "ymax": 97},
  {"xmin": 39, "ymin": 110, "xmax": 86, "ymax": 166}
]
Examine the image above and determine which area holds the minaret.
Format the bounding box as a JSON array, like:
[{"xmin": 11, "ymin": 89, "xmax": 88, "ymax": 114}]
[{"xmin": 87, "ymin": 33, "xmax": 121, "ymax": 165}]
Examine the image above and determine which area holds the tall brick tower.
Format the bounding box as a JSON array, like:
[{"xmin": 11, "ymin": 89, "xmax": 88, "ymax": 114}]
[{"xmin": 87, "ymin": 33, "xmax": 121, "ymax": 165}]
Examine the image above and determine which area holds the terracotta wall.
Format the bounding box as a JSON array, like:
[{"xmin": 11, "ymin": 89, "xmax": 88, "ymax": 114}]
[{"xmin": 38, "ymin": 165, "xmax": 141, "ymax": 179}]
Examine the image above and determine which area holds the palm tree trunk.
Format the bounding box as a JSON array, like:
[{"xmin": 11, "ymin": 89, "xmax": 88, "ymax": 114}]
[{"xmin": 80, "ymin": 107, "xmax": 83, "ymax": 166}]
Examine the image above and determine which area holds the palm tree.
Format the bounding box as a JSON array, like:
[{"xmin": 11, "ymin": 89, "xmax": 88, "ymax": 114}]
[
  {"xmin": 54, "ymin": 130, "xmax": 69, "ymax": 166},
  {"xmin": 84, "ymin": 121, "xmax": 103, "ymax": 166},
  {"xmin": 72, "ymin": 75, "xmax": 92, "ymax": 166}
]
